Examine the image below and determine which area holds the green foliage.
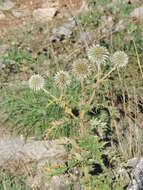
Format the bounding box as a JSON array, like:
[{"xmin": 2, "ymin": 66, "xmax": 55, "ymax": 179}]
[
  {"xmin": 45, "ymin": 134, "xmax": 125, "ymax": 189},
  {"xmin": 1, "ymin": 87, "xmax": 63, "ymax": 138},
  {"xmin": 1, "ymin": 47, "xmax": 37, "ymax": 73},
  {"xmin": 0, "ymin": 0, "xmax": 143, "ymax": 189},
  {"xmin": 91, "ymin": 174, "xmax": 125, "ymax": 190},
  {"xmin": 0, "ymin": 168, "xmax": 32, "ymax": 190}
]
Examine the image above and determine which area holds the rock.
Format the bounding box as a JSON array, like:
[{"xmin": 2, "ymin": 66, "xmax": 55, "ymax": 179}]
[
  {"xmin": 53, "ymin": 26, "xmax": 72, "ymax": 38},
  {"xmin": 0, "ymin": 137, "xmax": 24, "ymax": 165},
  {"xmin": 12, "ymin": 8, "xmax": 30, "ymax": 18},
  {"xmin": 23, "ymin": 140, "xmax": 66, "ymax": 162},
  {"xmin": 0, "ymin": 137, "xmax": 67, "ymax": 164},
  {"xmin": 33, "ymin": 8, "xmax": 57, "ymax": 22},
  {"xmin": 11, "ymin": 10, "xmax": 22, "ymax": 18},
  {"xmin": 44, "ymin": 175, "xmax": 71, "ymax": 190},
  {"xmin": 0, "ymin": 137, "xmax": 68, "ymax": 189},
  {"xmin": 131, "ymin": 7, "xmax": 143, "ymax": 20},
  {"xmin": 127, "ymin": 157, "xmax": 143, "ymax": 190},
  {"xmin": 11, "ymin": 4, "xmax": 31, "ymax": 18},
  {"xmin": 51, "ymin": 18, "xmax": 76, "ymax": 42},
  {"xmin": 0, "ymin": 11, "xmax": 5, "ymax": 19},
  {"xmin": 0, "ymin": 0, "xmax": 14, "ymax": 11},
  {"xmin": 127, "ymin": 157, "xmax": 139, "ymax": 168},
  {"xmin": 115, "ymin": 158, "xmax": 143, "ymax": 190}
]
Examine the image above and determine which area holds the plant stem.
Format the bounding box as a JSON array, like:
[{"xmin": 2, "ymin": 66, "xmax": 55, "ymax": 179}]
[
  {"xmin": 88, "ymin": 65, "xmax": 116, "ymax": 106},
  {"xmin": 88, "ymin": 80, "xmax": 99, "ymax": 106},
  {"xmin": 81, "ymin": 79, "xmax": 85, "ymax": 97},
  {"xmin": 100, "ymin": 66, "xmax": 116, "ymax": 81},
  {"xmin": 79, "ymin": 79, "xmax": 86, "ymax": 137},
  {"xmin": 79, "ymin": 110, "xmax": 86, "ymax": 137},
  {"xmin": 133, "ymin": 39, "xmax": 143, "ymax": 79},
  {"xmin": 84, "ymin": 166, "xmax": 89, "ymax": 183},
  {"xmin": 88, "ymin": 65, "xmax": 101, "ymax": 106},
  {"xmin": 43, "ymin": 88, "xmax": 58, "ymax": 101},
  {"xmin": 43, "ymin": 88, "xmax": 76, "ymax": 119}
]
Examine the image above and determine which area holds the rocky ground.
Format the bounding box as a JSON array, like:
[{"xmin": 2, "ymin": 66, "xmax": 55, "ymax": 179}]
[{"xmin": 0, "ymin": 0, "xmax": 87, "ymax": 36}]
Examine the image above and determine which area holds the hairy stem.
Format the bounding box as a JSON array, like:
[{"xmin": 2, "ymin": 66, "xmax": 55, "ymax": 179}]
[
  {"xmin": 79, "ymin": 110, "xmax": 86, "ymax": 137},
  {"xmin": 88, "ymin": 65, "xmax": 101, "ymax": 106},
  {"xmin": 43, "ymin": 88, "xmax": 76, "ymax": 119}
]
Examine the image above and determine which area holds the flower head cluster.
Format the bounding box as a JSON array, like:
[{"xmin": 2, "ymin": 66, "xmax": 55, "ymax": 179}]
[
  {"xmin": 111, "ymin": 51, "xmax": 128, "ymax": 68},
  {"xmin": 72, "ymin": 59, "xmax": 91, "ymax": 80},
  {"xmin": 54, "ymin": 70, "xmax": 71, "ymax": 90},
  {"xmin": 29, "ymin": 74, "xmax": 44, "ymax": 91},
  {"xmin": 88, "ymin": 44, "xmax": 109, "ymax": 65}
]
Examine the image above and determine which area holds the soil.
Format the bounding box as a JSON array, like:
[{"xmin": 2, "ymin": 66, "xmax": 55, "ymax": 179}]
[{"xmin": 0, "ymin": 0, "xmax": 85, "ymax": 36}]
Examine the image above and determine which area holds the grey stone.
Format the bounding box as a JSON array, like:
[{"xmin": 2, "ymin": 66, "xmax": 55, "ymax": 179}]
[
  {"xmin": 0, "ymin": 0, "xmax": 14, "ymax": 11},
  {"xmin": 23, "ymin": 140, "xmax": 66, "ymax": 162},
  {"xmin": 0, "ymin": 137, "xmax": 67, "ymax": 164},
  {"xmin": 131, "ymin": 7, "xmax": 143, "ymax": 19},
  {"xmin": 0, "ymin": 137, "xmax": 25, "ymax": 165},
  {"xmin": 12, "ymin": 9, "xmax": 30, "ymax": 18},
  {"xmin": 11, "ymin": 10, "xmax": 22, "ymax": 17},
  {"xmin": 44, "ymin": 175, "xmax": 71, "ymax": 190},
  {"xmin": 11, "ymin": 7, "xmax": 31, "ymax": 18},
  {"xmin": 51, "ymin": 18, "xmax": 76, "ymax": 42},
  {"xmin": 54, "ymin": 26, "xmax": 72, "ymax": 37},
  {"xmin": 0, "ymin": 11, "xmax": 5, "ymax": 19},
  {"xmin": 0, "ymin": 137, "xmax": 68, "ymax": 189},
  {"xmin": 127, "ymin": 158, "xmax": 139, "ymax": 168},
  {"xmin": 127, "ymin": 158, "xmax": 143, "ymax": 190},
  {"xmin": 33, "ymin": 8, "xmax": 57, "ymax": 22}
]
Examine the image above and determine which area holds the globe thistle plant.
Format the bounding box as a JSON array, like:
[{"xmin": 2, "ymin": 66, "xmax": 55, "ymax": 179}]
[
  {"xmin": 54, "ymin": 70, "xmax": 71, "ymax": 90},
  {"xmin": 72, "ymin": 59, "xmax": 91, "ymax": 80},
  {"xmin": 111, "ymin": 51, "xmax": 128, "ymax": 68},
  {"xmin": 87, "ymin": 44, "xmax": 109, "ymax": 65},
  {"xmin": 29, "ymin": 74, "xmax": 44, "ymax": 92}
]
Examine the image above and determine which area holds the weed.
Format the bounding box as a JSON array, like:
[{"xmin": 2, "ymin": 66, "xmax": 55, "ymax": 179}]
[
  {"xmin": 0, "ymin": 0, "xmax": 143, "ymax": 189},
  {"xmin": 0, "ymin": 168, "xmax": 31, "ymax": 190}
]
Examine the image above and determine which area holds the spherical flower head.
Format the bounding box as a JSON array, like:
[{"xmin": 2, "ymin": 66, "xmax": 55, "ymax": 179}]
[
  {"xmin": 88, "ymin": 44, "xmax": 109, "ymax": 65},
  {"xmin": 111, "ymin": 51, "xmax": 128, "ymax": 68},
  {"xmin": 29, "ymin": 74, "xmax": 44, "ymax": 92},
  {"xmin": 72, "ymin": 59, "xmax": 91, "ymax": 80},
  {"xmin": 54, "ymin": 70, "xmax": 71, "ymax": 90}
]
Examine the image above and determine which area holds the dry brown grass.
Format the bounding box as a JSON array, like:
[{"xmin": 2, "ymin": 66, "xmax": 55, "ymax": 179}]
[{"xmin": 59, "ymin": 0, "xmax": 83, "ymax": 9}]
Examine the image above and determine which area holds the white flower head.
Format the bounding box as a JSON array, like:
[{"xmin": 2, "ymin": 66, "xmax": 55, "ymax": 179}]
[
  {"xmin": 29, "ymin": 74, "xmax": 44, "ymax": 91},
  {"xmin": 88, "ymin": 44, "xmax": 109, "ymax": 65},
  {"xmin": 111, "ymin": 51, "xmax": 128, "ymax": 68},
  {"xmin": 72, "ymin": 59, "xmax": 91, "ymax": 80},
  {"xmin": 54, "ymin": 70, "xmax": 71, "ymax": 90}
]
